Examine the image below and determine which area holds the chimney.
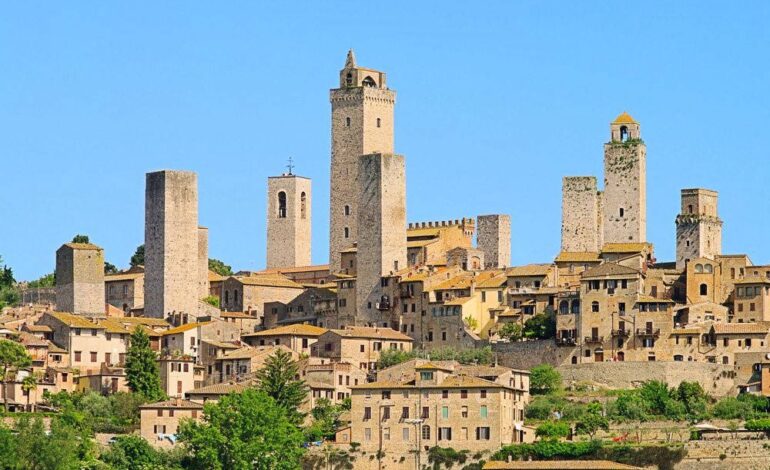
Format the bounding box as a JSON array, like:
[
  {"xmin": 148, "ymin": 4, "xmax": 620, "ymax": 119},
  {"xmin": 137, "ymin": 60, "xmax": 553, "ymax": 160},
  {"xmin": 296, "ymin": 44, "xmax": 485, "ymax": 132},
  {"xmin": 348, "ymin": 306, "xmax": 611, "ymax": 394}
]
[{"xmin": 175, "ymin": 396, "xmax": 182, "ymax": 406}]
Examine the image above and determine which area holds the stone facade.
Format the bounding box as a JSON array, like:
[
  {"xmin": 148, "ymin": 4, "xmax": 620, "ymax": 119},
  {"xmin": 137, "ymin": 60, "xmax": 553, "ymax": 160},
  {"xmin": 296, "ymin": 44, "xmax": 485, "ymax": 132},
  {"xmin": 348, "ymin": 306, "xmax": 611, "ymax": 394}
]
[
  {"xmin": 144, "ymin": 170, "xmax": 200, "ymax": 319},
  {"xmin": 355, "ymin": 153, "xmax": 406, "ymax": 326},
  {"xmin": 602, "ymin": 114, "xmax": 647, "ymax": 244},
  {"xmin": 329, "ymin": 50, "xmax": 395, "ymax": 271},
  {"xmin": 676, "ymin": 188, "xmax": 723, "ymax": 269},
  {"xmin": 139, "ymin": 399, "xmax": 203, "ymax": 448},
  {"xmin": 197, "ymin": 227, "xmax": 209, "ymax": 300},
  {"xmin": 266, "ymin": 174, "xmax": 312, "ymax": 268},
  {"xmin": 477, "ymin": 214, "xmax": 511, "ymax": 268},
  {"xmin": 561, "ymin": 177, "xmax": 602, "ymax": 253},
  {"xmin": 105, "ymin": 266, "xmax": 144, "ymax": 313},
  {"xmin": 55, "ymin": 243, "xmax": 105, "ymax": 315},
  {"xmin": 158, "ymin": 356, "xmax": 197, "ymax": 398}
]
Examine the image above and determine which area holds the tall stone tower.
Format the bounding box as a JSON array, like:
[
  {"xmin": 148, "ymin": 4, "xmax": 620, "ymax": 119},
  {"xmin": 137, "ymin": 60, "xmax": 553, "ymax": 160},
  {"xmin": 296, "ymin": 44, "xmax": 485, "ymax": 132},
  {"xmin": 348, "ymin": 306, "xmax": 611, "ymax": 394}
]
[
  {"xmin": 477, "ymin": 214, "xmax": 511, "ymax": 268},
  {"xmin": 55, "ymin": 242, "xmax": 105, "ymax": 315},
  {"xmin": 355, "ymin": 153, "xmax": 406, "ymax": 326},
  {"xmin": 198, "ymin": 226, "xmax": 210, "ymax": 299},
  {"xmin": 266, "ymin": 172, "xmax": 312, "ymax": 268},
  {"xmin": 329, "ymin": 50, "xmax": 395, "ymax": 271},
  {"xmin": 676, "ymin": 188, "xmax": 722, "ymax": 269},
  {"xmin": 561, "ymin": 177, "xmax": 603, "ymax": 252},
  {"xmin": 144, "ymin": 170, "xmax": 200, "ymax": 319},
  {"xmin": 602, "ymin": 112, "xmax": 647, "ymax": 244}
]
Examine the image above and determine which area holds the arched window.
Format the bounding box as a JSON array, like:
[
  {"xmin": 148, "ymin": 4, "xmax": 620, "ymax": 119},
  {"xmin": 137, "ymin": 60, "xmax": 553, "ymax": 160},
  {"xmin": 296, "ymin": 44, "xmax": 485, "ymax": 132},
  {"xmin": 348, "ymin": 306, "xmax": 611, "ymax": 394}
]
[
  {"xmin": 362, "ymin": 76, "xmax": 376, "ymax": 87},
  {"xmin": 344, "ymin": 227, "xmax": 349, "ymax": 239},
  {"xmin": 422, "ymin": 425, "xmax": 431, "ymax": 440},
  {"xmin": 695, "ymin": 264, "xmax": 703, "ymax": 273},
  {"xmin": 700, "ymin": 283, "xmax": 708, "ymax": 296},
  {"xmin": 704, "ymin": 264, "xmax": 713, "ymax": 273},
  {"xmin": 620, "ymin": 126, "xmax": 629, "ymax": 142},
  {"xmin": 571, "ymin": 300, "xmax": 580, "ymax": 314},
  {"xmin": 344, "ymin": 205, "xmax": 350, "ymax": 216},
  {"xmin": 673, "ymin": 355, "xmax": 683, "ymax": 362},
  {"xmin": 559, "ymin": 301, "xmax": 569, "ymax": 315},
  {"xmin": 571, "ymin": 356, "xmax": 578, "ymax": 364},
  {"xmin": 277, "ymin": 191, "xmax": 287, "ymax": 218},
  {"xmin": 591, "ymin": 301, "xmax": 600, "ymax": 313},
  {"xmin": 300, "ymin": 192, "xmax": 307, "ymax": 219},
  {"xmin": 345, "ymin": 72, "xmax": 353, "ymax": 86}
]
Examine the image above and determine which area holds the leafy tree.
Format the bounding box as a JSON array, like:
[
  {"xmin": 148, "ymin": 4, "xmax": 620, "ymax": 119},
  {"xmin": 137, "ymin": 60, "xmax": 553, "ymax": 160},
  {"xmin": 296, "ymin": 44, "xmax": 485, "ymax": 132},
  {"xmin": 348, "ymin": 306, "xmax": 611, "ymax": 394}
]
[
  {"xmin": 130, "ymin": 244, "xmax": 145, "ymax": 268},
  {"xmin": 28, "ymin": 272, "xmax": 55, "ymax": 288},
  {"xmin": 535, "ymin": 421, "xmax": 570, "ymax": 440},
  {"xmin": 574, "ymin": 402, "xmax": 609, "ymax": 439},
  {"xmin": 376, "ymin": 349, "xmax": 414, "ymax": 368},
  {"xmin": 638, "ymin": 380, "xmax": 672, "ymax": 416},
  {"xmin": 464, "ymin": 315, "xmax": 479, "ymax": 330},
  {"xmin": 208, "ymin": 258, "xmax": 233, "ymax": 276},
  {"xmin": 178, "ymin": 389, "xmax": 305, "ymax": 470},
  {"xmin": 202, "ymin": 295, "xmax": 220, "ymax": 308},
  {"xmin": 306, "ymin": 398, "xmax": 346, "ymax": 441},
  {"xmin": 499, "ymin": 322, "xmax": 523, "ymax": 341},
  {"xmin": 14, "ymin": 415, "xmax": 92, "ymax": 470},
  {"xmin": 0, "ymin": 261, "xmax": 18, "ymax": 309},
  {"xmin": 607, "ymin": 390, "xmax": 649, "ymax": 422},
  {"xmin": 0, "ymin": 339, "xmax": 32, "ymax": 411},
  {"xmin": 104, "ymin": 261, "xmax": 119, "ymax": 274},
  {"xmin": 674, "ymin": 381, "xmax": 708, "ymax": 420},
  {"xmin": 523, "ymin": 311, "xmax": 556, "ymax": 339},
  {"xmin": 529, "ymin": 364, "xmax": 561, "ymax": 395},
  {"xmin": 125, "ymin": 329, "xmax": 165, "ymax": 401},
  {"xmin": 711, "ymin": 397, "xmax": 755, "ymax": 420},
  {"xmin": 100, "ymin": 434, "xmax": 162, "ymax": 470},
  {"xmin": 21, "ymin": 373, "xmax": 38, "ymax": 411},
  {"xmin": 0, "ymin": 424, "xmax": 18, "ymax": 469},
  {"xmin": 256, "ymin": 349, "xmax": 308, "ymax": 425},
  {"xmin": 110, "ymin": 391, "xmax": 146, "ymax": 426},
  {"xmin": 71, "ymin": 234, "xmax": 90, "ymax": 244}
]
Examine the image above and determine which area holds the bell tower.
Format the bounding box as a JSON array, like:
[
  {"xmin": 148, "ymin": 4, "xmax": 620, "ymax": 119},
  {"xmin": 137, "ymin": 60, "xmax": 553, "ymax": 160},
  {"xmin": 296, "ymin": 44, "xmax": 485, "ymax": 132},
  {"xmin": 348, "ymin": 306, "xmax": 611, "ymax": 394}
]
[{"xmin": 329, "ymin": 50, "xmax": 395, "ymax": 271}]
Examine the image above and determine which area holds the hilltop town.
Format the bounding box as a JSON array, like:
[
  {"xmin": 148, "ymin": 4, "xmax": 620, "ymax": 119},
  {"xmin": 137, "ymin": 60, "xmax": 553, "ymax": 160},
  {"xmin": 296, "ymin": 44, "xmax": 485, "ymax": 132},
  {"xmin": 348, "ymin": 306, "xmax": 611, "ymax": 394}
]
[{"xmin": 2, "ymin": 51, "xmax": 770, "ymax": 469}]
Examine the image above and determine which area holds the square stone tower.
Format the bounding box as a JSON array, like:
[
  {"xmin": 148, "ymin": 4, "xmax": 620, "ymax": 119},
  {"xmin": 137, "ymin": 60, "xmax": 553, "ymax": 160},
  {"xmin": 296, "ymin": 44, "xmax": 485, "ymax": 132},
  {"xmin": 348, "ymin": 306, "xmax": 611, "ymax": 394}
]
[
  {"xmin": 561, "ymin": 176, "xmax": 603, "ymax": 253},
  {"xmin": 198, "ymin": 226, "xmax": 210, "ymax": 299},
  {"xmin": 55, "ymin": 242, "xmax": 105, "ymax": 315},
  {"xmin": 477, "ymin": 214, "xmax": 511, "ymax": 268},
  {"xmin": 603, "ymin": 112, "xmax": 647, "ymax": 244},
  {"xmin": 144, "ymin": 170, "xmax": 200, "ymax": 319},
  {"xmin": 266, "ymin": 173, "xmax": 312, "ymax": 268},
  {"xmin": 355, "ymin": 153, "xmax": 406, "ymax": 326},
  {"xmin": 676, "ymin": 188, "xmax": 722, "ymax": 269},
  {"xmin": 329, "ymin": 50, "xmax": 395, "ymax": 271}
]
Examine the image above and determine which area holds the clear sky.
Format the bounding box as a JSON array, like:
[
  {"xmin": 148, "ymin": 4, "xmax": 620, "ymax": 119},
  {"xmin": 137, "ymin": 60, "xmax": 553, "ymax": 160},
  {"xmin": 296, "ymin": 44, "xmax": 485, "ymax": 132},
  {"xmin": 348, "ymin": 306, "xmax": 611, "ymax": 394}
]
[{"xmin": 2, "ymin": 2, "xmax": 769, "ymax": 281}]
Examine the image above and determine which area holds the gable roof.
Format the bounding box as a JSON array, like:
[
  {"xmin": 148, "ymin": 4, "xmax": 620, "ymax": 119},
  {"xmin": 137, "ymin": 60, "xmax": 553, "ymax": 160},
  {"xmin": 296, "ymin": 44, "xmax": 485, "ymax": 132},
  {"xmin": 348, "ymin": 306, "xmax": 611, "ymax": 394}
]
[
  {"xmin": 139, "ymin": 399, "xmax": 203, "ymax": 410},
  {"xmin": 243, "ymin": 324, "xmax": 327, "ymax": 338},
  {"xmin": 329, "ymin": 327, "xmax": 413, "ymax": 341},
  {"xmin": 555, "ymin": 252, "xmax": 601, "ymax": 263},
  {"xmin": 582, "ymin": 263, "xmax": 641, "ymax": 279},
  {"xmin": 187, "ymin": 380, "xmax": 256, "ymax": 396},
  {"xmin": 235, "ymin": 274, "xmax": 304, "ymax": 289},
  {"xmin": 601, "ymin": 243, "xmax": 652, "ymax": 254},
  {"xmin": 46, "ymin": 312, "xmax": 104, "ymax": 329},
  {"xmin": 506, "ymin": 264, "xmax": 552, "ymax": 277},
  {"xmin": 162, "ymin": 322, "xmax": 211, "ymax": 336}
]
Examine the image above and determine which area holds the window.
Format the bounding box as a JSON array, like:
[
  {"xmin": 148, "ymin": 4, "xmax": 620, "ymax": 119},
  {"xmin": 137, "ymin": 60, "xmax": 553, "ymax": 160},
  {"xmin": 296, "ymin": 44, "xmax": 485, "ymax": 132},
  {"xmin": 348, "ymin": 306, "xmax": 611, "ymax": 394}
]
[
  {"xmin": 591, "ymin": 301, "xmax": 599, "ymax": 313},
  {"xmin": 480, "ymin": 389, "xmax": 487, "ymax": 399},
  {"xmin": 277, "ymin": 191, "xmax": 287, "ymax": 218},
  {"xmin": 362, "ymin": 76, "xmax": 376, "ymax": 87},
  {"xmin": 460, "ymin": 390, "xmax": 468, "ymax": 399},
  {"xmin": 402, "ymin": 407, "xmax": 410, "ymax": 419},
  {"xmin": 476, "ymin": 427, "xmax": 491, "ymax": 440},
  {"xmin": 344, "ymin": 227, "xmax": 349, "ymax": 238},
  {"xmin": 438, "ymin": 427, "xmax": 452, "ymax": 441},
  {"xmin": 376, "ymin": 118, "xmax": 381, "ymax": 128},
  {"xmin": 403, "ymin": 427, "xmax": 410, "ymax": 441},
  {"xmin": 442, "ymin": 406, "xmax": 449, "ymax": 418},
  {"xmin": 420, "ymin": 371, "xmax": 433, "ymax": 381},
  {"xmin": 382, "ymin": 391, "xmax": 391, "ymax": 400},
  {"xmin": 105, "ymin": 352, "xmax": 111, "ymax": 364},
  {"xmin": 480, "ymin": 405, "xmax": 488, "ymax": 418},
  {"xmin": 300, "ymin": 192, "xmax": 307, "ymax": 219},
  {"xmin": 90, "ymin": 351, "xmax": 97, "ymax": 362},
  {"xmin": 700, "ymin": 284, "xmax": 708, "ymax": 296},
  {"xmin": 363, "ymin": 407, "xmax": 371, "ymax": 420},
  {"xmin": 442, "ymin": 390, "xmax": 448, "ymax": 399},
  {"xmin": 344, "ymin": 205, "xmax": 350, "ymax": 216},
  {"xmin": 619, "ymin": 208, "xmax": 625, "ymax": 217},
  {"xmin": 382, "ymin": 406, "xmax": 391, "ymax": 420},
  {"xmin": 422, "ymin": 425, "xmax": 431, "ymax": 440},
  {"xmin": 91, "ymin": 329, "xmax": 97, "ymax": 336},
  {"xmin": 364, "ymin": 428, "xmax": 371, "ymax": 441},
  {"xmin": 422, "ymin": 407, "xmax": 430, "ymax": 419},
  {"xmin": 157, "ymin": 409, "xmax": 163, "ymax": 417},
  {"xmin": 345, "ymin": 117, "xmax": 351, "ymax": 127},
  {"xmin": 461, "ymin": 406, "xmax": 468, "ymax": 418}
]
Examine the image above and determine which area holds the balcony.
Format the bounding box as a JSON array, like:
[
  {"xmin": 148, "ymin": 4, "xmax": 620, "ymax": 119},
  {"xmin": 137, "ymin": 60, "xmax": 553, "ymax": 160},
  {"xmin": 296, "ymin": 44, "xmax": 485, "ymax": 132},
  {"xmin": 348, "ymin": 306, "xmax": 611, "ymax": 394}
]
[
  {"xmin": 611, "ymin": 329, "xmax": 630, "ymax": 338},
  {"xmin": 555, "ymin": 337, "xmax": 576, "ymax": 347},
  {"xmin": 584, "ymin": 336, "xmax": 604, "ymax": 344},
  {"xmin": 376, "ymin": 295, "xmax": 392, "ymax": 311},
  {"xmin": 636, "ymin": 328, "xmax": 660, "ymax": 338}
]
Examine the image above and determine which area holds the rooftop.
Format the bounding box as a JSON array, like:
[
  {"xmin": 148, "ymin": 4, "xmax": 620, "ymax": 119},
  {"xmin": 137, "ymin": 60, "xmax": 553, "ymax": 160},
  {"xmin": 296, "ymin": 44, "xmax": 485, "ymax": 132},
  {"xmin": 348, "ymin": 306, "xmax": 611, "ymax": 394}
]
[
  {"xmin": 329, "ymin": 326, "xmax": 413, "ymax": 341},
  {"xmin": 162, "ymin": 322, "xmax": 211, "ymax": 336},
  {"xmin": 582, "ymin": 263, "xmax": 641, "ymax": 279},
  {"xmin": 611, "ymin": 112, "xmax": 638, "ymax": 125},
  {"xmin": 243, "ymin": 324, "xmax": 328, "ymax": 338},
  {"xmin": 139, "ymin": 399, "xmax": 204, "ymax": 410},
  {"xmin": 506, "ymin": 264, "xmax": 552, "ymax": 277}
]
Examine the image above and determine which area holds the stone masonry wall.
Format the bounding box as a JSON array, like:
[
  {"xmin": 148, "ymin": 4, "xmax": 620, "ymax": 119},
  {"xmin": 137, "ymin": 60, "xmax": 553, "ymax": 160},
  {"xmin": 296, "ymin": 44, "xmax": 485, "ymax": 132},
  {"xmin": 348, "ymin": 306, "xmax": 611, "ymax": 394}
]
[
  {"xmin": 266, "ymin": 175, "xmax": 312, "ymax": 268},
  {"xmin": 144, "ymin": 170, "xmax": 200, "ymax": 319},
  {"xmin": 561, "ymin": 176, "xmax": 601, "ymax": 252},
  {"xmin": 198, "ymin": 227, "xmax": 209, "ymax": 300},
  {"xmin": 477, "ymin": 214, "xmax": 511, "ymax": 268},
  {"xmin": 603, "ymin": 141, "xmax": 647, "ymax": 243},
  {"xmin": 55, "ymin": 244, "xmax": 105, "ymax": 315}
]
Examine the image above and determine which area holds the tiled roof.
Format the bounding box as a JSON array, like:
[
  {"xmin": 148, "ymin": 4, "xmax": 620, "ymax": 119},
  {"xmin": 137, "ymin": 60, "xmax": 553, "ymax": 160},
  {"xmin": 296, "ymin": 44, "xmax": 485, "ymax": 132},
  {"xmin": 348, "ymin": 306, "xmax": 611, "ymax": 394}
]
[
  {"xmin": 237, "ymin": 274, "xmax": 303, "ymax": 289},
  {"xmin": 330, "ymin": 327, "xmax": 413, "ymax": 341},
  {"xmin": 243, "ymin": 324, "xmax": 327, "ymax": 337},
  {"xmin": 506, "ymin": 264, "xmax": 552, "ymax": 277},
  {"xmin": 187, "ymin": 381, "xmax": 255, "ymax": 396},
  {"xmin": 476, "ymin": 272, "xmax": 508, "ymax": 289},
  {"xmin": 414, "ymin": 362, "xmax": 453, "ymax": 371},
  {"xmin": 484, "ymin": 460, "xmax": 641, "ymax": 470},
  {"xmin": 257, "ymin": 264, "xmax": 330, "ymax": 274},
  {"xmin": 208, "ymin": 270, "xmax": 226, "ymax": 282},
  {"xmin": 220, "ymin": 311, "xmax": 255, "ymax": 319},
  {"xmin": 24, "ymin": 324, "xmax": 52, "ymax": 333},
  {"xmin": 98, "ymin": 319, "xmax": 131, "ymax": 334},
  {"xmin": 670, "ymin": 327, "xmax": 703, "ymax": 335},
  {"xmin": 637, "ymin": 296, "xmax": 675, "ymax": 303},
  {"xmin": 47, "ymin": 342, "xmax": 68, "ymax": 353},
  {"xmin": 582, "ymin": 263, "xmax": 641, "ymax": 279},
  {"xmin": 555, "ymin": 252, "xmax": 601, "ymax": 263},
  {"xmin": 202, "ymin": 339, "xmax": 240, "ymax": 349},
  {"xmin": 353, "ymin": 374, "xmax": 504, "ymax": 390},
  {"xmin": 139, "ymin": 399, "xmax": 203, "ymax": 410},
  {"xmin": 734, "ymin": 277, "xmax": 770, "ymax": 285},
  {"xmin": 162, "ymin": 322, "xmax": 211, "ymax": 336},
  {"xmin": 407, "ymin": 238, "xmax": 438, "ymax": 248},
  {"xmin": 105, "ymin": 272, "xmax": 143, "ymax": 282},
  {"xmin": 47, "ymin": 312, "xmax": 104, "ymax": 329},
  {"xmin": 444, "ymin": 296, "xmax": 474, "ymax": 306},
  {"xmin": 118, "ymin": 317, "xmax": 172, "ymax": 328},
  {"xmin": 601, "ymin": 243, "xmax": 651, "ymax": 254},
  {"xmin": 611, "ymin": 111, "xmax": 637, "ymax": 125},
  {"xmin": 406, "ymin": 228, "xmax": 441, "ymax": 238},
  {"xmin": 433, "ymin": 271, "xmax": 505, "ymax": 291},
  {"xmin": 220, "ymin": 345, "xmax": 292, "ymax": 360},
  {"xmin": 714, "ymin": 323, "xmax": 770, "ymax": 335}
]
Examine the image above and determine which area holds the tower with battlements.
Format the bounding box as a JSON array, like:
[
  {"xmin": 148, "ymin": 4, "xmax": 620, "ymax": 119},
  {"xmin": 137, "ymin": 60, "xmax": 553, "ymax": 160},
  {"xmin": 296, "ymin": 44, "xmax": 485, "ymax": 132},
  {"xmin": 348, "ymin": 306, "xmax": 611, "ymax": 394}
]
[
  {"xmin": 477, "ymin": 214, "xmax": 511, "ymax": 268},
  {"xmin": 266, "ymin": 171, "xmax": 312, "ymax": 268},
  {"xmin": 602, "ymin": 112, "xmax": 647, "ymax": 244},
  {"xmin": 329, "ymin": 50, "xmax": 395, "ymax": 271},
  {"xmin": 55, "ymin": 242, "xmax": 105, "ymax": 315},
  {"xmin": 676, "ymin": 188, "xmax": 722, "ymax": 269}
]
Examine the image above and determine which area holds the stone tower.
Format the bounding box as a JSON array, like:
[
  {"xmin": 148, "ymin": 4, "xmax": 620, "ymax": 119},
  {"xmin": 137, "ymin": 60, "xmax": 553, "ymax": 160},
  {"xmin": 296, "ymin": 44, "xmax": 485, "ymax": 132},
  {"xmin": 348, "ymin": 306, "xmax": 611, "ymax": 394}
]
[
  {"xmin": 676, "ymin": 188, "xmax": 722, "ymax": 269},
  {"xmin": 602, "ymin": 112, "xmax": 647, "ymax": 244},
  {"xmin": 355, "ymin": 153, "xmax": 406, "ymax": 326},
  {"xmin": 55, "ymin": 242, "xmax": 105, "ymax": 315},
  {"xmin": 144, "ymin": 170, "xmax": 200, "ymax": 319},
  {"xmin": 477, "ymin": 214, "xmax": 511, "ymax": 268},
  {"xmin": 266, "ymin": 172, "xmax": 312, "ymax": 268},
  {"xmin": 329, "ymin": 50, "xmax": 395, "ymax": 271},
  {"xmin": 198, "ymin": 226, "xmax": 210, "ymax": 299},
  {"xmin": 561, "ymin": 176, "xmax": 603, "ymax": 252}
]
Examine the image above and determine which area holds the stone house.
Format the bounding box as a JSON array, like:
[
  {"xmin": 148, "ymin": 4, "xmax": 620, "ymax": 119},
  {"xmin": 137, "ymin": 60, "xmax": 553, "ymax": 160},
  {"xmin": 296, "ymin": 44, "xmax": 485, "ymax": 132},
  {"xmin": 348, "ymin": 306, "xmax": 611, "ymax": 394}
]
[
  {"xmin": 263, "ymin": 285, "xmax": 338, "ymax": 329},
  {"xmin": 161, "ymin": 320, "xmax": 240, "ymax": 360},
  {"xmin": 303, "ymin": 360, "xmax": 368, "ymax": 405},
  {"xmin": 139, "ymin": 398, "xmax": 204, "ymax": 448},
  {"xmin": 311, "ymin": 327, "xmax": 413, "ymax": 371},
  {"xmin": 76, "ymin": 364, "xmax": 129, "ymax": 394},
  {"xmin": 158, "ymin": 356, "xmax": 197, "ymax": 398},
  {"xmin": 242, "ymin": 324, "xmax": 327, "ymax": 355},
  {"xmin": 220, "ymin": 273, "xmax": 304, "ymax": 313},
  {"xmin": 212, "ymin": 345, "xmax": 296, "ymax": 384},
  {"xmin": 104, "ymin": 266, "xmax": 145, "ymax": 314},
  {"xmin": 219, "ymin": 311, "xmax": 261, "ymax": 334}
]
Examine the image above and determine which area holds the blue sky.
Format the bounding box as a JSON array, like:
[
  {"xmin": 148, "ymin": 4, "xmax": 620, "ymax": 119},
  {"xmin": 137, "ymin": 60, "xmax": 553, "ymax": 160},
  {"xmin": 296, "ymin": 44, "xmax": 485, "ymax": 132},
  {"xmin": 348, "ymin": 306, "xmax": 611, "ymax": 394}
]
[{"xmin": 2, "ymin": 2, "xmax": 769, "ymax": 280}]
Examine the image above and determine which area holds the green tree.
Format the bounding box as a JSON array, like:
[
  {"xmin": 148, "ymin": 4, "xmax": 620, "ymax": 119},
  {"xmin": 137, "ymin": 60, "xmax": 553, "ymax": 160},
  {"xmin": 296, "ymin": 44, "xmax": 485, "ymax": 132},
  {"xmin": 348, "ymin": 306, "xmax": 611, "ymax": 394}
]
[
  {"xmin": 0, "ymin": 424, "xmax": 19, "ymax": 469},
  {"xmin": 21, "ymin": 373, "xmax": 38, "ymax": 411},
  {"xmin": 110, "ymin": 392, "xmax": 146, "ymax": 426},
  {"xmin": 0, "ymin": 261, "xmax": 18, "ymax": 309},
  {"xmin": 208, "ymin": 258, "xmax": 233, "ymax": 276},
  {"xmin": 529, "ymin": 364, "xmax": 561, "ymax": 395},
  {"xmin": 638, "ymin": 380, "xmax": 672, "ymax": 416},
  {"xmin": 130, "ymin": 244, "xmax": 145, "ymax": 268},
  {"xmin": 675, "ymin": 381, "xmax": 708, "ymax": 420},
  {"xmin": 0, "ymin": 339, "xmax": 32, "ymax": 411},
  {"xmin": 256, "ymin": 349, "xmax": 308, "ymax": 425},
  {"xmin": 535, "ymin": 421, "xmax": 570, "ymax": 440},
  {"xmin": 305, "ymin": 398, "xmax": 345, "ymax": 441},
  {"xmin": 28, "ymin": 272, "xmax": 55, "ymax": 288},
  {"xmin": 71, "ymin": 234, "xmax": 90, "ymax": 244},
  {"xmin": 607, "ymin": 390, "xmax": 649, "ymax": 423},
  {"xmin": 104, "ymin": 261, "xmax": 119, "ymax": 274},
  {"xmin": 377, "ymin": 349, "xmax": 416, "ymax": 368},
  {"xmin": 523, "ymin": 311, "xmax": 556, "ymax": 339},
  {"xmin": 100, "ymin": 434, "xmax": 162, "ymax": 470},
  {"xmin": 574, "ymin": 402, "xmax": 609, "ymax": 439},
  {"xmin": 125, "ymin": 329, "xmax": 165, "ymax": 401},
  {"xmin": 499, "ymin": 322, "xmax": 523, "ymax": 341},
  {"xmin": 202, "ymin": 295, "xmax": 220, "ymax": 308},
  {"xmin": 178, "ymin": 389, "xmax": 305, "ymax": 470}
]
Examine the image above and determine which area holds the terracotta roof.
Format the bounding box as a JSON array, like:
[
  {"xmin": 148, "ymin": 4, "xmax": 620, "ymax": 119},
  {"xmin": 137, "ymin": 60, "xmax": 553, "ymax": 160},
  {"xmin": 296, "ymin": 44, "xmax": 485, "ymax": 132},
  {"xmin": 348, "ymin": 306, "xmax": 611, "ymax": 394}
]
[
  {"xmin": 714, "ymin": 323, "xmax": 769, "ymax": 335},
  {"xmin": 484, "ymin": 460, "xmax": 641, "ymax": 470},
  {"xmin": 47, "ymin": 312, "xmax": 104, "ymax": 329},
  {"xmin": 139, "ymin": 399, "xmax": 203, "ymax": 410},
  {"xmin": 443, "ymin": 296, "xmax": 474, "ymax": 306},
  {"xmin": 236, "ymin": 274, "xmax": 304, "ymax": 289},
  {"xmin": 62, "ymin": 243, "xmax": 101, "ymax": 251},
  {"xmin": 220, "ymin": 345, "xmax": 293, "ymax": 360},
  {"xmin": 476, "ymin": 272, "xmax": 509, "ymax": 289},
  {"xmin": 414, "ymin": 362, "xmax": 453, "ymax": 371},
  {"xmin": 670, "ymin": 327, "xmax": 702, "ymax": 335},
  {"xmin": 555, "ymin": 252, "xmax": 601, "ymax": 263},
  {"xmin": 637, "ymin": 296, "xmax": 675, "ymax": 303},
  {"xmin": 202, "ymin": 339, "xmax": 240, "ymax": 349},
  {"xmin": 734, "ymin": 277, "xmax": 770, "ymax": 285},
  {"xmin": 47, "ymin": 342, "xmax": 68, "ymax": 353},
  {"xmin": 162, "ymin": 322, "xmax": 211, "ymax": 336},
  {"xmin": 243, "ymin": 324, "xmax": 327, "ymax": 337},
  {"xmin": 433, "ymin": 271, "xmax": 505, "ymax": 291},
  {"xmin": 257, "ymin": 264, "xmax": 330, "ymax": 274},
  {"xmin": 98, "ymin": 319, "xmax": 131, "ymax": 334},
  {"xmin": 506, "ymin": 264, "xmax": 552, "ymax": 277},
  {"xmin": 118, "ymin": 317, "xmax": 172, "ymax": 328},
  {"xmin": 187, "ymin": 381, "xmax": 255, "ymax": 396},
  {"xmin": 220, "ymin": 311, "xmax": 255, "ymax": 319},
  {"xmin": 208, "ymin": 270, "xmax": 226, "ymax": 282},
  {"xmin": 330, "ymin": 327, "xmax": 413, "ymax": 342},
  {"xmin": 582, "ymin": 263, "xmax": 641, "ymax": 279},
  {"xmin": 19, "ymin": 332, "xmax": 48, "ymax": 347},
  {"xmin": 457, "ymin": 364, "xmax": 522, "ymax": 377},
  {"xmin": 354, "ymin": 374, "xmax": 503, "ymax": 390},
  {"xmin": 601, "ymin": 243, "xmax": 651, "ymax": 254},
  {"xmin": 105, "ymin": 272, "xmax": 143, "ymax": 282},
  {"xmin": 407, "ymin": 238, "xmax": 439, "ymax": 248},
  {"xmin": 23, "ymin": 324, "xmax": 52, "ymax": 333},
  {"xmin": 611, "ymin": 111, "xmax": 638, "ymax": 125},
  {"xmin": 397, "ymin": 267, "xmax": 452, "ymax": 283}
]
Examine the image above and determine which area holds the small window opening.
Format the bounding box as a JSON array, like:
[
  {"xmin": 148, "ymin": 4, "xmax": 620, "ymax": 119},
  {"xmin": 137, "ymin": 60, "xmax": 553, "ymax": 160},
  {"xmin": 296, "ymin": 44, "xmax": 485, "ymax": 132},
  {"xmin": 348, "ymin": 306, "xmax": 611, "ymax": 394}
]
[
  {"xmin": 619, "ymin": 208, "xmax": 625, "ymax": 217},
  {"xmin": 620, "ymin": 126, "xmax": 629, "ymax": 142},
  {"xmin": 300, "ymin": 192, "xmax": 307, "ymax": 219},
  {"xmin": 345, "ymin": 117, "xmax": 351, "ymax": 127},
  {"xmin": 277, "ymin": 191, "xmax": 287, "ymax": 218}
]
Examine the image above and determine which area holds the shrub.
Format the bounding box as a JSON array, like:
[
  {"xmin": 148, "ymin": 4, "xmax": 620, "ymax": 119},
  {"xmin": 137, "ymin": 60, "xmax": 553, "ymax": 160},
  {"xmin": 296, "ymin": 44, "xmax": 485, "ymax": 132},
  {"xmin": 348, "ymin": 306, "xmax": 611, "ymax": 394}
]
[
  {"xmin": 712, "ymin": 397, "xmax": 756, "ymax": 420},
  {"xmin": 529, "ymin": 364, "xmax": 561, "ymax": 395},
  {"xmin": 535, "ymin": 421, "xmax": 570, "ymax": 440},
  {"xmin": 745, "ymin": 418, "xmax": 770, "ymax": 432}
]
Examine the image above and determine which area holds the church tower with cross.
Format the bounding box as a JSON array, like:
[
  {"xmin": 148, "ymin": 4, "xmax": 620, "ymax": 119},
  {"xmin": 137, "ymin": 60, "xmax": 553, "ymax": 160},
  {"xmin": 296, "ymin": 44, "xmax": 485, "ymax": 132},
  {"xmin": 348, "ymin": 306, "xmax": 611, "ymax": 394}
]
[
  {"xmin": 328, "ymin": 50, "xmax": 396, "ymax": 271},
  {"xmin": 266, "ymin": 158, "xmax": 312, "ymax": 268}
]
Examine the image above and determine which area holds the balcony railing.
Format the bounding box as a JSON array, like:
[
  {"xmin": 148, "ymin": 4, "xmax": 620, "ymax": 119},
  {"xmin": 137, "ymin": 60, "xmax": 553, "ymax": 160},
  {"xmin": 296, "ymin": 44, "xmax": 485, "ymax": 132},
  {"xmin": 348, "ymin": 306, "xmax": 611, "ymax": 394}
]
[
  {"xmin": 584, "ymin": 336, "xmax": 604, "ymax": 344},
  {"xmin": 635, "ymin": 328, "xmax": 660, "ymax": 338},
  {"xmin": 611, "ymin": 329, "xmax": 630, "ymax": 338},
  {"xmin": 555, "ymin": 337, "xmax": 576, "ymax": 347}
]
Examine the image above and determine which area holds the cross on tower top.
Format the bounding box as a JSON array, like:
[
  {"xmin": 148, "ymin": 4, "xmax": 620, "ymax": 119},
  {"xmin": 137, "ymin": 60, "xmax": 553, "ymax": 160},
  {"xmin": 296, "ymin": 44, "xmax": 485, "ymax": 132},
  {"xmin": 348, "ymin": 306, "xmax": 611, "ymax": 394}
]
[{"xmin": 286, "ymin": 156, "xmax": 294, "ymax": 175}]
